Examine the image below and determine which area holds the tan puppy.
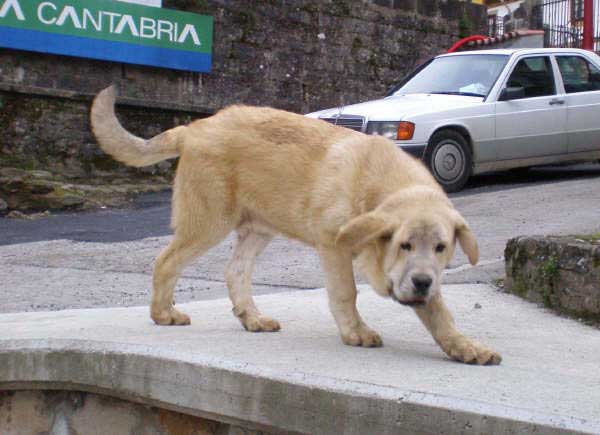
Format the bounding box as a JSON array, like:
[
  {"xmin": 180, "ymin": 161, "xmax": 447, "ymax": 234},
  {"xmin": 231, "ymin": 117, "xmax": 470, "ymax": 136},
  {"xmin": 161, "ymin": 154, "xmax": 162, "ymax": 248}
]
[{"xmin": 91, "ymin": 86, "xmax": 501, "ymax": 365}]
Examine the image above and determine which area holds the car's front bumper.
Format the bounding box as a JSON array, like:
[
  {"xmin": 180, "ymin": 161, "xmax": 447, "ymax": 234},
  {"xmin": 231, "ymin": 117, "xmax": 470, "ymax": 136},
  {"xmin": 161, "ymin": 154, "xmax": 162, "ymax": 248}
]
[{"xmin": 395, "ymin": 142, "xmax": 427, "ymax": 159}]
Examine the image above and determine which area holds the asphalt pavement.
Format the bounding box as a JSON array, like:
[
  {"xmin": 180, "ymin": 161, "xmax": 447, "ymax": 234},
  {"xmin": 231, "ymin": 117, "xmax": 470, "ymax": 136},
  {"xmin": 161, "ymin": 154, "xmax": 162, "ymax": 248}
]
[
  {"xmin": 2, "ymin": 163, "xmax": 600, "ymax": 247},
  {"xmin": 0, "ymin": 190, "xmax": 173, "ymax": 246}
]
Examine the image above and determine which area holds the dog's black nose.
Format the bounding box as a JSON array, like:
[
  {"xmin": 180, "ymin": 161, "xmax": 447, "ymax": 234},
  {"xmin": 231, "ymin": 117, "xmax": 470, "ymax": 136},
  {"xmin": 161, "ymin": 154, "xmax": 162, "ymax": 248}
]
[{"xmin": 412, "ymin": 274, "xmax": 432, "ymax": 297}]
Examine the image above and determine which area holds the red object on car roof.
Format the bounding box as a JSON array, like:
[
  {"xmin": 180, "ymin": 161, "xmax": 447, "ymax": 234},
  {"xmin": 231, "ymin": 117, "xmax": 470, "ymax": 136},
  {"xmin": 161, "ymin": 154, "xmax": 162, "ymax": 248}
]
[{"xmin": 447, "ymin": 35, "xmax": 487, "ymax": 53}]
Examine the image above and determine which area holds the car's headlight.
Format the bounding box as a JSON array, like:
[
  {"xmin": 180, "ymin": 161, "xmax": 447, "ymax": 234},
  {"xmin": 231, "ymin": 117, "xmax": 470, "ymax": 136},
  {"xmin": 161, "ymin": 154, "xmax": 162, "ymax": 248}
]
[
  {"xmin": 366, "ymin": 121, "xmax": 415, "ymax": 140},
  {"xmin": 366, "ymin": 121, "xmax": 399, "ymax": 139}
]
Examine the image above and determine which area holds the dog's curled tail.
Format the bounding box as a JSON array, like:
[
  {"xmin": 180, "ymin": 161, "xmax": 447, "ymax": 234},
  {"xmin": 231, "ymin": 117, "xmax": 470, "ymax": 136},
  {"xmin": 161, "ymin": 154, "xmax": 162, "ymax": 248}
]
[{"xmin": 90, "ymin": 86, "xmax": 182, "ymax": 167}]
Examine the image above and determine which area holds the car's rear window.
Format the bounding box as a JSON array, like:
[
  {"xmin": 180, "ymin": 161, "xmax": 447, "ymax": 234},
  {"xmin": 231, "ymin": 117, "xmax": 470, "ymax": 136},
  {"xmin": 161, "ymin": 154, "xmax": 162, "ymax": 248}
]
[{"xmin": 557, "ymin": 55, "xmax": 600, "ymax": 93}]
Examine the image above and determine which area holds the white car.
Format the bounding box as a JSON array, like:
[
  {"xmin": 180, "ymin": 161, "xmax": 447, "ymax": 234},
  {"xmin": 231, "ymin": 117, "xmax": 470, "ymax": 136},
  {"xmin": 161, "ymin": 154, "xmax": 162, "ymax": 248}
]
[{"xmin": 307, "ymin": 48, "xmax": 600, "ymax": 192}]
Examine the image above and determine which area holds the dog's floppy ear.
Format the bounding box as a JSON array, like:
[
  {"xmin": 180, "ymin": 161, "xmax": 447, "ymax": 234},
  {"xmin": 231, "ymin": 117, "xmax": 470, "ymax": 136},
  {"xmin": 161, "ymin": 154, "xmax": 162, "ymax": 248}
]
[
  {"xmin": 452, "ymin": 211, "xmax": 479, "ymax": 265},
  {"xmin": 336, "ymin": 211, "xmax": 391, "ymax": 251}
]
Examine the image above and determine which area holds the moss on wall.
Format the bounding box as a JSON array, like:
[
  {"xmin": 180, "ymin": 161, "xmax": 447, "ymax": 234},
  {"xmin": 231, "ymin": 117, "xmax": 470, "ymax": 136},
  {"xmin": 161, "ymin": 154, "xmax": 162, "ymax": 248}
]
[{"xmin": 505, "ymin": 236, "xmax": 600, "ymax": 326}]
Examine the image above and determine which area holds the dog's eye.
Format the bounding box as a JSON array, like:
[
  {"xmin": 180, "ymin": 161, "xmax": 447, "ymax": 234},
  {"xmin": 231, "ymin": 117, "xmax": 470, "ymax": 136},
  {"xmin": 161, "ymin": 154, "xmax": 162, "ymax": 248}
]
[
  {"xmin": 379, "ymin": 232, "xmax": 393, "ymax": 243},
  {"xmin": 435, "ymin": 243, "xmax": 446, "ymax": 253},
  {"xmin": 400, "ymin": 242, "xmax": 412, "ymax": 251}
]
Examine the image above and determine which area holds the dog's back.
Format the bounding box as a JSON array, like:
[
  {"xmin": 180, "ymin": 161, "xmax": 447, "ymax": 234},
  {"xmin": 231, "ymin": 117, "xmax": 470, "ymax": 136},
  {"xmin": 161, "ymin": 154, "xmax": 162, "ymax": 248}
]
[
  {"xmin": 176, "ymin": 104, "xmax": 437, "ymax": 241},
  {"xmin": 92, "ymin": 87, "xmax": 439, "ymax": 243}
]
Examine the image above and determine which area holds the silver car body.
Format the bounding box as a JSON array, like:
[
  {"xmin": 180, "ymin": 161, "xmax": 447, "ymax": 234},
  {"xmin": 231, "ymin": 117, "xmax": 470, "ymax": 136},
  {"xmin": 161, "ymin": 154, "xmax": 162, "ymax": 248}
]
[{"xmin": 307, "ymin": 48, "xmax": 600, "ymax": 178}]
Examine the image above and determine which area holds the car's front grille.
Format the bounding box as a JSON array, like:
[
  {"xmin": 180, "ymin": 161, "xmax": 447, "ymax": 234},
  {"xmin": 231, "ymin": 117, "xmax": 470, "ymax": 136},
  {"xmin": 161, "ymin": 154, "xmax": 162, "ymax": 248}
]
[{"xmin": 319, "ymin": 115, "xmax": 365, "ymax": 132}]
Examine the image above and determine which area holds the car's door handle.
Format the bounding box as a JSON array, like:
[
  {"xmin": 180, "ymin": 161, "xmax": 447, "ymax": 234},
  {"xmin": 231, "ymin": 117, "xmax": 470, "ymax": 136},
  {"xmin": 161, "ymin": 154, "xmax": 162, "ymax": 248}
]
[{"xmin": 549, "ymin": 99, "xmax": 565, "ymax": 105}]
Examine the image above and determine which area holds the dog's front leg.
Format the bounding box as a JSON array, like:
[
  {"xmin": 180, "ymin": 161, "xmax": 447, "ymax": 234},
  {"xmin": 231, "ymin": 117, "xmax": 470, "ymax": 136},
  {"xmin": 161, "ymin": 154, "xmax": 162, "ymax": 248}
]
[
  {"xmin": 319, "ymin": 248, "xmax": 382, "ymax": 347},
  {"xmin": 414, "ymin": 293, "xmax": 501, "ymax": 365}
]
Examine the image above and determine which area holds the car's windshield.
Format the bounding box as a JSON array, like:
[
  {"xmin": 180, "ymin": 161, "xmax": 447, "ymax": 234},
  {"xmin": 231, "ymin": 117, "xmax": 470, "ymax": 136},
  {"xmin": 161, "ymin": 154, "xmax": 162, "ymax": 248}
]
[{"xmin": 393, "ymin": 54, "xmax": 509, "ymax": 98}]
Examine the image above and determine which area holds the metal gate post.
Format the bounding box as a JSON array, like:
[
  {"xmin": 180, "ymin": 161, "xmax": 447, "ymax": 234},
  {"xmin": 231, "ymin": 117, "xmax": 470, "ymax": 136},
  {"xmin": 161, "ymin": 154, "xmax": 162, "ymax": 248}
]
[{"xmin": 583, "ymin": 0, "xmax": 595, "ymax": 50}]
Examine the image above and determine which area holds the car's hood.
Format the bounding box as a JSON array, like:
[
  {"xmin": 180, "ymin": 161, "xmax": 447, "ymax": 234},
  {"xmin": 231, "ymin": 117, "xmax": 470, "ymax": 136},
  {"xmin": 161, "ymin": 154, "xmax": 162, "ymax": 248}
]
[{"xmin": 307, "ymin": 93, "xmax": 483, "ymax": 121}]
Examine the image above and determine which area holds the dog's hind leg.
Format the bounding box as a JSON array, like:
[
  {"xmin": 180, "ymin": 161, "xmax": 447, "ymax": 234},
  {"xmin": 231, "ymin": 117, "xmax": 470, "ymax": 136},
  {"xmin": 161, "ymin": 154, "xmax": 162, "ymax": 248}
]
[
  {"xmin": 225, "ymin": 226, "xmax": 279, "ymax": 332},
  {"xmin": 151, "ymin": 151, "xmax": 237, "ymax": 326},
  {"xmin": 151, "ymin": 227, "xmax": 230, "ymax": 326}
]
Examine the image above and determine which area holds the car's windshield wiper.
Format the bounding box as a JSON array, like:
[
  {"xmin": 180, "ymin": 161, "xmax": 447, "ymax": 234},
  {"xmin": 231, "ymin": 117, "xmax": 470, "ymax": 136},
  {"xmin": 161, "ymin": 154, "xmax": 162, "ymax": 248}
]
[{"xmin": 430, "ymin": 91, "xmax": 485, "ymax": 98}]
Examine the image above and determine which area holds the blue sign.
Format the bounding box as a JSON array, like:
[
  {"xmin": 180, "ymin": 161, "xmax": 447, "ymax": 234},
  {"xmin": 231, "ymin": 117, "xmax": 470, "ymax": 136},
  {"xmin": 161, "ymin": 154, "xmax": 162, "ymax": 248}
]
[{"xmin": 0, "ymin": 0, "xmax": 213, "ymax": 73}]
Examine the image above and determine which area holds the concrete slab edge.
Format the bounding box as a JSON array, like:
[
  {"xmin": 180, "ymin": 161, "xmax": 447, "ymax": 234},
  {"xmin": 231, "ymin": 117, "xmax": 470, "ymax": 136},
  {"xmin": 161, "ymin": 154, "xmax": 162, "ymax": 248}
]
[{"xmin": 0, "ymin": 339, "xmax": 598, "ymax": 435}]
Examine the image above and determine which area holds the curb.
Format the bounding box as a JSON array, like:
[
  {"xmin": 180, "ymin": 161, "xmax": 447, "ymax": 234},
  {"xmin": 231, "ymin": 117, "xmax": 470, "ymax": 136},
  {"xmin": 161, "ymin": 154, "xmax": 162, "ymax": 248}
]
[{"xmin": 1, "ymin": 339, "xmax": 597, "ymax": 435}]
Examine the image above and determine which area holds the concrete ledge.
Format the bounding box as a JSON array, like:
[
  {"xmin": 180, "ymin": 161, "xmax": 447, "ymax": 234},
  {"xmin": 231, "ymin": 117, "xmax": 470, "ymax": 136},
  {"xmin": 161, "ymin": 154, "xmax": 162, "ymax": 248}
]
[
  {"xmin": 505, "ymin": 236, "xmax": 600, "ymax": 323},
  {"xmin": 0, "ymin": 82, "xmax": 214, "ymax": 114},
  {"xmin": 2, "ymin": 286, "xmax": 600, "ymax": 434}
]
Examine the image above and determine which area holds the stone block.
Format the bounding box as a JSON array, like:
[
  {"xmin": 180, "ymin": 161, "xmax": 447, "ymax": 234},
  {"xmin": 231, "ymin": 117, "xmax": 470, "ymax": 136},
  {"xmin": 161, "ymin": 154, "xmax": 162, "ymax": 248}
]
[{"xmin": 505, "ymin": 235, "xmax": 600, "ymax": 323}]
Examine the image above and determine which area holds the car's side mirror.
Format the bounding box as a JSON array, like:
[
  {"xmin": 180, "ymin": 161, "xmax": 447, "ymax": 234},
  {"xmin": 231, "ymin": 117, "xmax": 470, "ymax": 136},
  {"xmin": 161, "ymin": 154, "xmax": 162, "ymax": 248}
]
[{"xmin": 499, "ymin": 86, "xmax": 526, "ymax": 101}]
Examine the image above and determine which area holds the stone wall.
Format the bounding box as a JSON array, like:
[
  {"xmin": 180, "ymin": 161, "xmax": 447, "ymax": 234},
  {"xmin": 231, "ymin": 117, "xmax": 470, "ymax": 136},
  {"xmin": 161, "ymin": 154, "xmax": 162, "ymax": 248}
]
[
  {"xmin": 505, "ymin": 235, "xmax": 600, "ymax": 324},
  {"xmin": 0, "ymin": 0, "xmax": 486, "ymax": 180},
  {"xmin": 0, "ymin": 91, "xmax": 196, "ymax": 178},
  {"xmin": 0, "ymin": 390, "xmax": 274, "ymax": 435}
]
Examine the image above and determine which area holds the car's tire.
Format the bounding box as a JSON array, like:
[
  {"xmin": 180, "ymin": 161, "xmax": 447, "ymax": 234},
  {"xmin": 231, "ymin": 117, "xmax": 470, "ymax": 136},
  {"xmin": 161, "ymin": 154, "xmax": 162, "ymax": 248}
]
[{"xmin": 425, "ymin": 130, "xmax": 472, "ymax": 193}]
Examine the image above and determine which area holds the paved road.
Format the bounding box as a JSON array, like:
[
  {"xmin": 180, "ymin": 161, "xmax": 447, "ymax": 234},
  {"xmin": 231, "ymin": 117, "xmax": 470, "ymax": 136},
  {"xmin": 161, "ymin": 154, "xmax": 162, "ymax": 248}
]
[
  {"xmin": 1, "ymin": 164, "xmax": 600, "ymax": 312},
  {"xmin": 0, "ymin": 190, "xmax": 173, "ymax": 246},
  {"xmin": 2, "ymin": 164, "xmax": 600, "ymax": 246}
]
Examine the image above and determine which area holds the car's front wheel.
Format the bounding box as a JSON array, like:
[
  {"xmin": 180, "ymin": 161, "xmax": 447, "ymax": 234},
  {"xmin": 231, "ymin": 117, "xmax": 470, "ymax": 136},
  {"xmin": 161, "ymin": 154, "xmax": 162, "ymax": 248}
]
[{"xmin": 425, "ymin": 130, "xmax": 472, "ymax": 193}]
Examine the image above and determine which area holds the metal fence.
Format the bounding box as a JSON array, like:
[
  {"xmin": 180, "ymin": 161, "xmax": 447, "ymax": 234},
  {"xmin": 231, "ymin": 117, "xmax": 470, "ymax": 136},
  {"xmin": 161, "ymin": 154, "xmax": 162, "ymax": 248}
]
[
  {"xmin": 487, "ymin": 14, "xmax": 504, "ymax": 37},
  {"xmin": 532, "ymin": 0, "xmax": 600, "ymax": 53}
]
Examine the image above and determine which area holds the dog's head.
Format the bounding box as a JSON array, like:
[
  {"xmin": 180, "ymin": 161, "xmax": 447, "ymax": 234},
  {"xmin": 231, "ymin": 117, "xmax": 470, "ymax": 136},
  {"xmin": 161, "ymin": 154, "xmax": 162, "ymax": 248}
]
[{"xmin": 335, "ymin": 191, "xmax": 478, "ymax": 306}]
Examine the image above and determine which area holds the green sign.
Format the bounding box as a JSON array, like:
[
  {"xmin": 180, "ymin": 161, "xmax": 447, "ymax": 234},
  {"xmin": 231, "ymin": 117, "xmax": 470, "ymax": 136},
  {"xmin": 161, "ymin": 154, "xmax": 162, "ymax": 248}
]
[{"xmin": 0, "ymin": 0, "xmax": 213, "ymax": 72}]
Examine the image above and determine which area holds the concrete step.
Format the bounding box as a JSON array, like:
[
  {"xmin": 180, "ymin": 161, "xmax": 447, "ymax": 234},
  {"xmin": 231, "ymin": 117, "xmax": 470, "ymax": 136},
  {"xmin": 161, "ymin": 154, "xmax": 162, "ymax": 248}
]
[{"xmin": 1, "ymin": 284, "xmax": 599, "ymax": 434}]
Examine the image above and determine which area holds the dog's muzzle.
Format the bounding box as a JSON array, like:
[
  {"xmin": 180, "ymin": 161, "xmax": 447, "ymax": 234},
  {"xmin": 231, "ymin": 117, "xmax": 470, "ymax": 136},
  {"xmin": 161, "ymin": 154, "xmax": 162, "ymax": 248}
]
[{"xmin": 411, "ymin": 273, "xmax": 432, "ymax": 298}]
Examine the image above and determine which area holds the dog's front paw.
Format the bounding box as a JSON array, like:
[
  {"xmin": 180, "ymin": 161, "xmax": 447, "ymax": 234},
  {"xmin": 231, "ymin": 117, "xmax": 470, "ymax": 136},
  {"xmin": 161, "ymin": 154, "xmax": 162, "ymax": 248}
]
[
  {"xmin": 341, "ymin": 323, "xmax": 383, "ymax": 347},
  {"xmin": 151, "ymin": 307, "xmax": 191, "ymax": 326},
  {"xmin": 443, "ymin": 335, "xmax": 501, "ymax": 365}
]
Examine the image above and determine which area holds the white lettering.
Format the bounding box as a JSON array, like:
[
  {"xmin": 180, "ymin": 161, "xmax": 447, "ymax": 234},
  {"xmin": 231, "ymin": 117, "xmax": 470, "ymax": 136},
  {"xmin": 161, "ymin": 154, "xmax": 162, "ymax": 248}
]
[
  {"xmin": 157, "ymin": 19, "xmax": 173, "ymax": 42},
  {"xmin": 82, "ymin": 8, "xmax": 101, "ymax": 31},
  {"xmin": 56, "ymin": 5, "xmax": 82, "ymax": 29},
  {"xmin": 177, "ymin": 23, "xmax": 200, "ymax": 46},
  {"xmin": 0, "ymin": 0, "xmax": 25, "ymax": 21},
  {"xmin": 37, "ymin": 2, "xmax": 57, "ymax": 25},
  {"xmin": 103, "ymin": 11, "xmax": 120, "ymax": 33},
  {"xmin": 139, "ymin": 17, "xmax": 156, "ymax": 39},
  {"xmin": 114, "ymin": 14, "xmax": 139, "ymax": 36},
  {"xmin": 4, "ymin": 1, "xmax": 205, "ymax": 50}
]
